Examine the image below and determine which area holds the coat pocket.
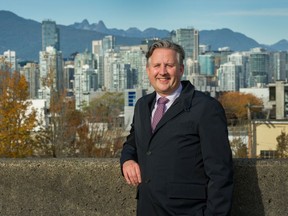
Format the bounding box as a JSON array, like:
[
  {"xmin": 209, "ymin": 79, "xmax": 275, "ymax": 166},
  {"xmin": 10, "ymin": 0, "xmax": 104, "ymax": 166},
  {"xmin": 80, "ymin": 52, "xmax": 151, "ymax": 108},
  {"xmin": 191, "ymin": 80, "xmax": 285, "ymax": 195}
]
[{"xmin": 168, "ymin": 182, "xmax": 207, "ymax": 200}]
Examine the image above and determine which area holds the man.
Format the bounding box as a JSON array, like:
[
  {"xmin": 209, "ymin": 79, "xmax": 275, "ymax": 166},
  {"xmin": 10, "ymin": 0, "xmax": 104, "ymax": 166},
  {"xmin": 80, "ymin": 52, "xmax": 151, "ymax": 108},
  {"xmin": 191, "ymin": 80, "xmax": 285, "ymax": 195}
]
[{"xmin": 120, "ymin": 40, "xmax": 233, "ymax": 216}]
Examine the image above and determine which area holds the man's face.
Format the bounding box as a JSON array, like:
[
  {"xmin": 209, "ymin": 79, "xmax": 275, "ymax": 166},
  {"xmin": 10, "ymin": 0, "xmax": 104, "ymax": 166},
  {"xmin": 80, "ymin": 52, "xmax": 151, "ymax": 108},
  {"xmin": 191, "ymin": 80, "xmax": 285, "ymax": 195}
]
[{"xmin": 146, "ymin": 48, "xmax": 184, "ymax": 97}]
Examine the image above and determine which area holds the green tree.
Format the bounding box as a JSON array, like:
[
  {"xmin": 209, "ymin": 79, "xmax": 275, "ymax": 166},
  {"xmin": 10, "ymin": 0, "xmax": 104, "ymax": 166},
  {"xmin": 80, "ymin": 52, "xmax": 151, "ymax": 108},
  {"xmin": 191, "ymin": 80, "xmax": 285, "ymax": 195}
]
[{"xmin": 0, "ymin": 71, "xmax": 37, "ymax": 157}]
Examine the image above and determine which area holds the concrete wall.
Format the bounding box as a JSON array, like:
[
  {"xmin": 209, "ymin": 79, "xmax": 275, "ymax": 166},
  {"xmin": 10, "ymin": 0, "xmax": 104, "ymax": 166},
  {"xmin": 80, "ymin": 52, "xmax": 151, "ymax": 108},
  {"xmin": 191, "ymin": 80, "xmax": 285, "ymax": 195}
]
[{"xmin": 0, "ymin": 158, "xmax": 287, "ymax": 216}]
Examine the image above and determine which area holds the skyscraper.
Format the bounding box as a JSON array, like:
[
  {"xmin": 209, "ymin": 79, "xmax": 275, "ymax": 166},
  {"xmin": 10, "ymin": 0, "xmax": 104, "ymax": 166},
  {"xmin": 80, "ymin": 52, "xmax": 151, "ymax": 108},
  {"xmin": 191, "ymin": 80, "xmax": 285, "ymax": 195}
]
[
  {"xmin": 270, "ymin": 52, "xmax": 288, "ymax": 82},
  {"xmin": 199, "ymin": 54, "xmax": 215, "ymax": 76},
  {"xmin": 218, "ymin": 62, "xmax": 241, "ymax": 91},
  {"xmin": 171, "ymin": 28, "xmax": 200, "ymax": 77},
  {"xmin": 3, "ymin": 50, "xmax": 17, "ymax": 73},
  {"xmin": 42, "ymin": 20, "xmax": 60, "ymax": 51},
  {"xmin": 22, "ymin": 62, "xmax": 39, "ymax": 99},
  {"xmin": 92, "ymin": 36, "xmax": 115, "ymax": 89},
  {"xmin": 74, "ymin": 50, "xmax": 98, "ymax": 110},
  {"xmin": 38, "ymin": 46, "xmax": 64, "ymax": 106},
  {"xmin": 249, "ymin": 48, "xmax": 269, "ymax": 87}
]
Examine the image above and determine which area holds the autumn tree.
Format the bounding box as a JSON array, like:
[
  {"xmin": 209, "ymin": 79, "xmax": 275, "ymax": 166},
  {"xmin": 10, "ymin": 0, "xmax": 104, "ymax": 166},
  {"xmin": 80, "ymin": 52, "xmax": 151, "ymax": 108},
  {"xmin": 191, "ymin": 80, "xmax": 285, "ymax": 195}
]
[
  {"xmin": 76, "ymin": 92, "xmax": 126, "ymax": 157},
  {"xmin": 84, "ymin": 92, "xmax": 124, "ymax": 126},
  {"xmin": 37, "ymin": 61, "xmax": 85, "ymax": 157},
  {"xmin": 218, "ymin": 92, "xmax": 263, "ymax": 124},
  {"xmin": 39, "ymin": 65, "xmax": 126, "ymax": 158},
  {"xmin": 0, "ymin": 71, "xmax": 37, "ymax": 157},
  {"xmin": 47, "ymin": 89, "xmax": 83, "ymax": 157},
  {"xmin": 276, "ymin": 131, "xmax": 288, "ymax": 158}
]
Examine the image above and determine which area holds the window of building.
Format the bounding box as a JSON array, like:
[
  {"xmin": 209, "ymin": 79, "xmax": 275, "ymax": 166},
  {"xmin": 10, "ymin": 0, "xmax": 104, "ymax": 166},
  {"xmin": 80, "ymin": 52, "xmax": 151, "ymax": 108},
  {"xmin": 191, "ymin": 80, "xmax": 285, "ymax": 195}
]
[
  {"xmin": 260, "ymin": 150, "xmax": 277, "ymax": 159},
  {"xmin": 128, "ymin": 91, "xmax": 136, "ymax": 106},
  {"xmin": 269, "ymin": 86, "xmax": 276, "ymax": 101}
]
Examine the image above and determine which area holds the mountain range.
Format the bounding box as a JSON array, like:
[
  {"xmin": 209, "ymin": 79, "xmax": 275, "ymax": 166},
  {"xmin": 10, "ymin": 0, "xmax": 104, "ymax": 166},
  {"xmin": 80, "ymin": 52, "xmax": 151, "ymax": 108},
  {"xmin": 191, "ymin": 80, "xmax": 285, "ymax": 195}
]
[{"xmin": 0, "ymin": 10, "xmax": 288, "ymax": 61}]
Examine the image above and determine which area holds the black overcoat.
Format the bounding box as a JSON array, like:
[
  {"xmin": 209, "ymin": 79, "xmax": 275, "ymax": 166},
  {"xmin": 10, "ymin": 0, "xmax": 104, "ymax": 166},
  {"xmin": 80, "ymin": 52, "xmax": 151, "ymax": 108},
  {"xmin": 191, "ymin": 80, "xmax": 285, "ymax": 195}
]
[{"xmin": 120, "ymin": 80, "xmax": 234, "ymax": 216}]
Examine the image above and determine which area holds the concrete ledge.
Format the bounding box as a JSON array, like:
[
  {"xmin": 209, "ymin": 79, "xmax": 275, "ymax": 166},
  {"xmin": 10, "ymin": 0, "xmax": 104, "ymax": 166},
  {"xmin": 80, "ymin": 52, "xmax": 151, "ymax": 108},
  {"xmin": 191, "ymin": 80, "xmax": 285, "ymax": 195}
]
[{"xmin": 0, "ymin": 158, "xmax": 287, "ymax": 216}]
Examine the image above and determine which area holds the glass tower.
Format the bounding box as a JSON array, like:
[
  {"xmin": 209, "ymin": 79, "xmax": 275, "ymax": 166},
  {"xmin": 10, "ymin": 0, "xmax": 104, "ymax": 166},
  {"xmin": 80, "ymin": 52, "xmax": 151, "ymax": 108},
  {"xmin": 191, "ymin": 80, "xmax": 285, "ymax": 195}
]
[
  {"xmin": 42, "ymin": 20, "xmax": 60, "ymax": 51},
  {"xmin": 249, "ymin": 49, "xmax": 269, "ymax": 87},
  {"xmin": 171, "ymin": 28, "xmax": 200, "ymax": 77}
]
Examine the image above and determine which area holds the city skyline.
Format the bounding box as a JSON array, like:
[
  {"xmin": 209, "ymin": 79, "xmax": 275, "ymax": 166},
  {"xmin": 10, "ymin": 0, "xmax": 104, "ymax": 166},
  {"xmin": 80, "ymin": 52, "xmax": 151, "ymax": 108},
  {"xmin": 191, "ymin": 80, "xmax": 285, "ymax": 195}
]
[{"xmin": 1, "ymin": 0, "xmax": 288, "ymax": 45}]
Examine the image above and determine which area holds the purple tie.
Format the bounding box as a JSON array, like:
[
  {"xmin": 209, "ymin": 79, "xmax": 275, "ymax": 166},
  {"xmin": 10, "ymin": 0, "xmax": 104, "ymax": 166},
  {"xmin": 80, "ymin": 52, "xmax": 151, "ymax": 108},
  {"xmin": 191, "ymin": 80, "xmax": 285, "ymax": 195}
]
[{"xmin": 151, "ymin": 97, "xmax": 169, "ymax": 132}]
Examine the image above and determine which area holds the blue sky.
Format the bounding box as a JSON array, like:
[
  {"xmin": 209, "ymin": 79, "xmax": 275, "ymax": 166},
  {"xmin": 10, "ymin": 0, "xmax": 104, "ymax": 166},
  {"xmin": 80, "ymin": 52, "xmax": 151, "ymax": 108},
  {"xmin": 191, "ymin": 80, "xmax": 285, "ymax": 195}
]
[{"xmin": 2, "ymin": 0, "xmax": 288, "ymax": 45}]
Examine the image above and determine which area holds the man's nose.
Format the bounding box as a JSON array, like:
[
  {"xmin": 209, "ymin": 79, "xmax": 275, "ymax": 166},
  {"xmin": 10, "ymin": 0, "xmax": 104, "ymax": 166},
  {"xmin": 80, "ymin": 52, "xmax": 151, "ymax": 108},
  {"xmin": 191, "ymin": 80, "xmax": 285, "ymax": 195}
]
[{"xmin": 159, "ymin": 65, "xmax": 167, "ymax": 75}]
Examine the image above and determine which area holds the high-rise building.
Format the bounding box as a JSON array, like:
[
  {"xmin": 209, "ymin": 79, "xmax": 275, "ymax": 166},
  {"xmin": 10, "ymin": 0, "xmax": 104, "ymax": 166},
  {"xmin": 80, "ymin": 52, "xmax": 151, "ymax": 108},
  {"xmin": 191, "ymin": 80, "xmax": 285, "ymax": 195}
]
[
  {"xmin": 171, "ymin": 28, "xmax": 199, "ymax": 77},
  {"xmin": 92, "ymin": 40, "xmax": 104, "ymax": 56},
  {"xmin": 119, "ymin": 45, "xmax": 148, "ymax": 89},
  {"xmin": 42, "ymin": 20, "xmax": 60, "ymax": 51},
  {"xmin": 21, "ymin": 63, "xmax": 39, "ymax": 99},
  {"xmin": 92, "ymin": 36, "xmax": 115, "ymax": 89},
  {"xmin": 92, "ymin": 39, "xmax": 104, "ymax": 89},
  {"xmin": 171, "ymin": 28, "xmax": 195, "ymax": 58},
  {"xmin": 218, "ymin": 62, "xmax": 241, "ymax": 91},
  {"xmin": 63, "ymin": 61, "xmax": 75, "ymax": 96},
  {"xmin": 38, "ymin": 46, "xmax": 64, "ymax": 106},
  {"xmin": 270, "ymin": 51, "xmax": 288, "ymax": 83},
  {"xmin": 228, "ymin": 52, "xmax": 249, "ymax": 88},
  {"xmin": 102, "ymin": 35, "xmax": 115, "ymax": 52},
  {"xmin": 199, "ymin": 54, "xmax": 215, "ymax": 76},
  {"xmin": 103, "ymin": 51, "xmax": 119, "ymax": 91},
  {"xmin": 249, "ymin": 48, "xmax": 269, "ymax": 87},
  {"xmin": 74, "ymin": 50, "xmax": 98, "ymax": 110},
  {"xmin": 3, "ymin": 50, "xmax": 17, "ymax": 73}
]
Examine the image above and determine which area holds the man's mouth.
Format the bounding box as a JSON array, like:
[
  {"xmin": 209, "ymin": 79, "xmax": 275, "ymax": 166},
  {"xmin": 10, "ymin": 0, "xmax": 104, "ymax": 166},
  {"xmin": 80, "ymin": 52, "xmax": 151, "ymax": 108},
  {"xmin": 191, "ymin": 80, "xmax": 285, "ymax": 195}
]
[{"xmin": 157, "ymin": 77, "xmax": 170, "ymax": 81}]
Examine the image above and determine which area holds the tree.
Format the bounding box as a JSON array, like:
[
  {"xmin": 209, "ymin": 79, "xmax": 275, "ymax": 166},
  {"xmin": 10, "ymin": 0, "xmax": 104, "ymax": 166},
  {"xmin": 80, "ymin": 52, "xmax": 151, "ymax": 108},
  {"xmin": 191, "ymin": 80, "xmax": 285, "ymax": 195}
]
[
  {"xmin": 84, "ymin": 92, "xmax": 124, "ymax": 126},
  {"xmin": 38, "ymin": 63, "xmax": 84, "ymax": 157},
  {"xmin": 0, "ymin": 71, "xmax": 37, "ymax": 157},
  {"xmin": 47, "ymin": 90, "xmax": 83, "ymax": 157},
  {"xmin": 75, "ymin": 92, "xmax": 126, "ymax": 157},
  {"xmin": 230, "ymin": 138, "xmax": 248, "ymax": 158},
  {"xmin": 276, "ymin": 131, "xmax": 288, "ymax": 158},
  {"xmin": 218, "ymin": 92, "xmax": 263, "ymax": 124}
]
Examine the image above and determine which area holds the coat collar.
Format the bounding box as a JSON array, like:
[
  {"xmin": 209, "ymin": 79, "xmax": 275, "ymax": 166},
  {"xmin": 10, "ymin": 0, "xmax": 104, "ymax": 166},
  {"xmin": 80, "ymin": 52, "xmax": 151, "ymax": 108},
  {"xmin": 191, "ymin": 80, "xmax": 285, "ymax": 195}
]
[
  {"xmin": 145, "ymin": 80, "xmax": 195, "ymax": 109},
  {"xmin": 146, "ymin": 80, "xmax": 195, "ymax": 135}
]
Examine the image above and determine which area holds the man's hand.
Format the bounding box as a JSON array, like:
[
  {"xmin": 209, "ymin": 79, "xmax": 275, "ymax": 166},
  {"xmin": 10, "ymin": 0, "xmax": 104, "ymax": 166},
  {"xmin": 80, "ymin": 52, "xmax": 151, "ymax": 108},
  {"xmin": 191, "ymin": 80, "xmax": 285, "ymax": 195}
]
[{"xmin": 122, "ymin": 160, "xmax": 142, "ymax": 186}]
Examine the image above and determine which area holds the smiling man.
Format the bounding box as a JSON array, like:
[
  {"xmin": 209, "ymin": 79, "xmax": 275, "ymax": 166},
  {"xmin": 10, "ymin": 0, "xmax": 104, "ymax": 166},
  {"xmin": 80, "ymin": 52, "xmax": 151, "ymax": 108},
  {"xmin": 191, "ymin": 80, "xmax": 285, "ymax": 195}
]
[{"xmin": 120, "ymin": 40, "xmax": 234, "ymax": 216}]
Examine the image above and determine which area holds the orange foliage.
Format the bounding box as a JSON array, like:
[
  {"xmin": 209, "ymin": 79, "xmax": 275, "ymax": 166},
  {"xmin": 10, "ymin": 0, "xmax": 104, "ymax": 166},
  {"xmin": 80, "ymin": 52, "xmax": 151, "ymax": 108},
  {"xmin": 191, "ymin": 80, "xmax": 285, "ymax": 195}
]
[
  {"xmin": 218, "ymin": 92, "xmax": 263, "ymax": 120},
  {"xmin": 0, "ymin": 71, "xmax": 37, "ymax": 157}
]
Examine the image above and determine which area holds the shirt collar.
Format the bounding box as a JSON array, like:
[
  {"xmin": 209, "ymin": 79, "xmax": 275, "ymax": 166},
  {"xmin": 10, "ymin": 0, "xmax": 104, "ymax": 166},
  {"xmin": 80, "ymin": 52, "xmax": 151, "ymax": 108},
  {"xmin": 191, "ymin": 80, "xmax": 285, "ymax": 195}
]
[{"xmin": 156, "ymin": 83, "xmax": 182, "ymax": 103}]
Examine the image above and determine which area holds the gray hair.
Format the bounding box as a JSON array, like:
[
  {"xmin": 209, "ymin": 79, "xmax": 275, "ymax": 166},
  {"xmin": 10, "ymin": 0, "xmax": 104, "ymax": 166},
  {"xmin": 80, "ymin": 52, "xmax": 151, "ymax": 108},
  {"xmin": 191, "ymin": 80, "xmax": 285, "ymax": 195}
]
[{"xmin": 145, "ymin": 40, "xmax": 185, "ymax": 65}]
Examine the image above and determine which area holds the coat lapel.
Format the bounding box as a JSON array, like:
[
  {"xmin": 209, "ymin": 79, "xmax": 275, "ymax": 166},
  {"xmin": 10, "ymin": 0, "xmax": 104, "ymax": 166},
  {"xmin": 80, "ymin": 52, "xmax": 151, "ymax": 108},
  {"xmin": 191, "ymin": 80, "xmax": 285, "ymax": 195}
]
[
  {"xmin": 140, "ymin": 92, "xmax": 156, "ymax": 140},
  {"xmin": 152, "ymin": 81, "xmax": 195, "ymax": 134}
]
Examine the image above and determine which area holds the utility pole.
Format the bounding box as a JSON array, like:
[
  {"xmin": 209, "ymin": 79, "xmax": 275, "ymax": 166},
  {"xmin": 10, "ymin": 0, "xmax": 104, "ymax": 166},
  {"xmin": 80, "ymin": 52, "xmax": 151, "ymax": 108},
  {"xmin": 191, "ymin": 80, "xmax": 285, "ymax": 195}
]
[
  {"xmin": 246, "ymin": 103, "xmax": 264, "ymax": 158},
  {"xmin": 247, "ymin": 103, "xmax": 252, "ymax": 158}
]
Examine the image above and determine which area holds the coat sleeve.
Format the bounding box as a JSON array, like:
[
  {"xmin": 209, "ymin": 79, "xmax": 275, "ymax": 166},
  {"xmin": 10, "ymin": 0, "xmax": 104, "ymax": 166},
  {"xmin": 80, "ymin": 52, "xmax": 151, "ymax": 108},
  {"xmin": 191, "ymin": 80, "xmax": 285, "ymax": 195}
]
[
  {"xmin": 120, "ymin": 117, "xmax": 138, "ymax": 167},
  {"xmin": 199, "ymin": 98, "xmax": 234, "ymax": 216}
]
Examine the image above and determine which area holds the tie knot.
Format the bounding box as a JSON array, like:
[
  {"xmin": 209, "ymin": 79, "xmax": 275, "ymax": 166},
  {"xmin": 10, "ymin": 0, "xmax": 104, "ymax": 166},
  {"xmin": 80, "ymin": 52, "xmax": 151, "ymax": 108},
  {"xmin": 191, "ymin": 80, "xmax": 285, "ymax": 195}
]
[{"xmin": 158, "ymin": 97, "xmax": 169, "ymax": 105}]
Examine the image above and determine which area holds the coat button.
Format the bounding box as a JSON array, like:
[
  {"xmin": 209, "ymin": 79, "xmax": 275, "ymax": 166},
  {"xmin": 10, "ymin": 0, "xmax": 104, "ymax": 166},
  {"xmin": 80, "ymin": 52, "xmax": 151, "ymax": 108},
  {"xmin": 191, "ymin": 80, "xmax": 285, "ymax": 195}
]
[
  {"xmin": 145, "ymin": 179, "xmax": 151, "ymax": 183},
  {"xmin": 146, "ymin": 151, "xmax": 152, "ymax": 156}
]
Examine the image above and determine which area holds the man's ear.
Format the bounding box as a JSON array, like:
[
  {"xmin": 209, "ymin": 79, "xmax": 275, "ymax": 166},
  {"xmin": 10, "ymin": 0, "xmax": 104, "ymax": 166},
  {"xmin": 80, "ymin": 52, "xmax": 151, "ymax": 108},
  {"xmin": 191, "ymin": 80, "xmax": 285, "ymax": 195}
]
[
  {"xmin": 146, "ymin": 64, "xmax": 150, "ymax": 74},
  {"xmin": 180, "ymin": 64, "xmax": 184, "ymax": 75}
]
